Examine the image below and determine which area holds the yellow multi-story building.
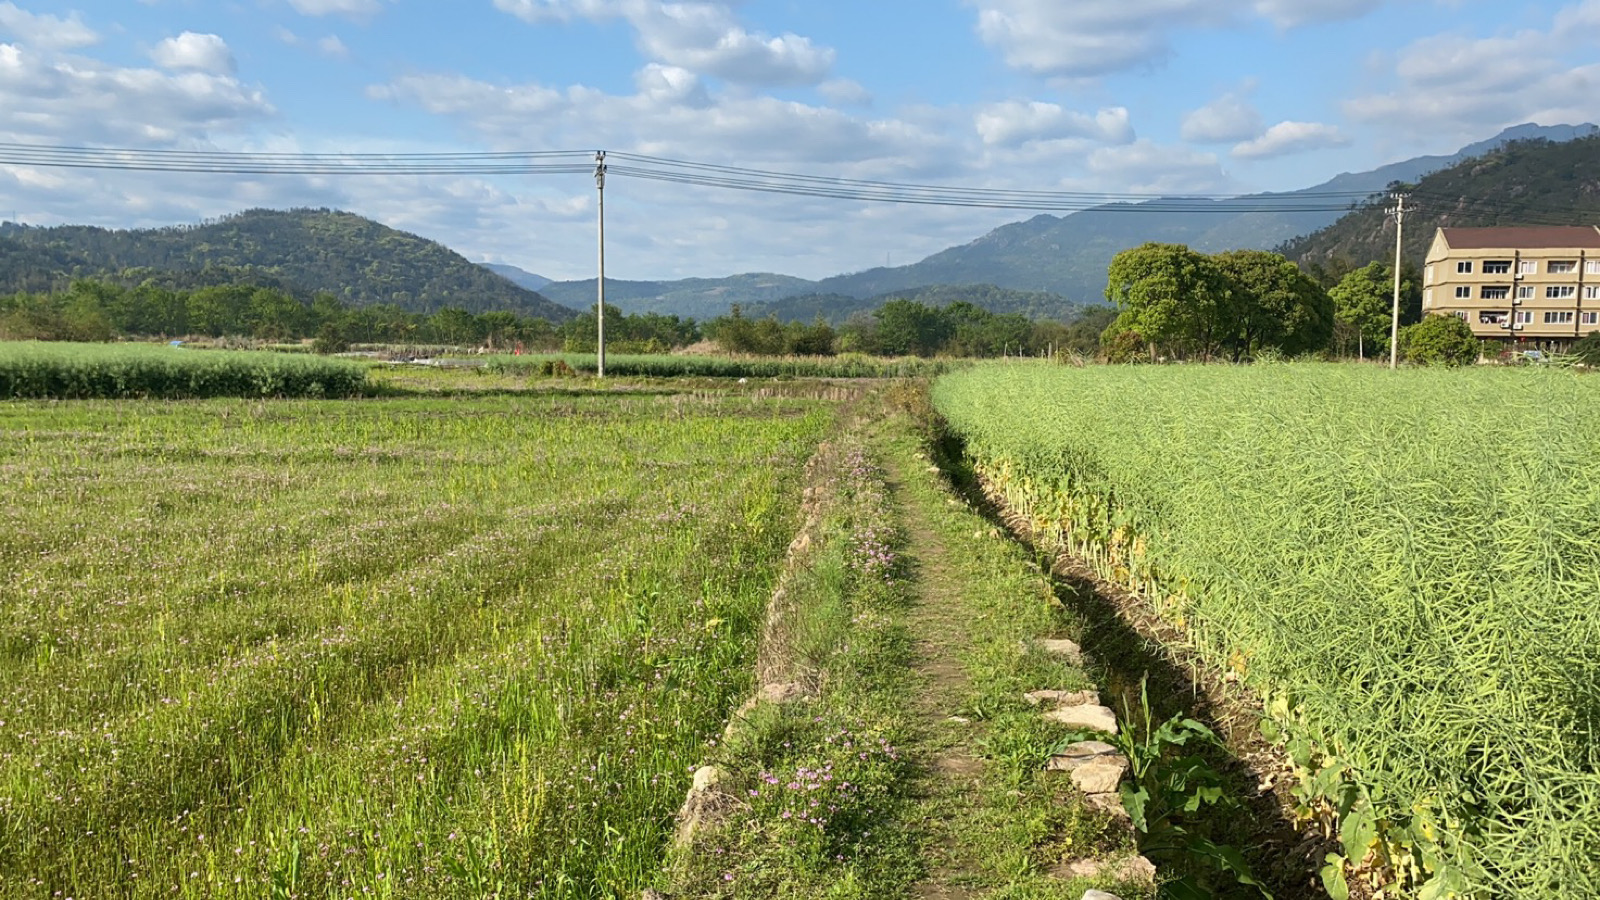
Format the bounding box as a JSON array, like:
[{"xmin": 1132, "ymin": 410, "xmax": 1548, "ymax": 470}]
[{"xmin": 1421, "ymin": 226, "xmax": 1600, "ymax": 352}]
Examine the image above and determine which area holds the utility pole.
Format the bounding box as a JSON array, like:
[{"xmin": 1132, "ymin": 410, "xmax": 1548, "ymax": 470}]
[
  {"xmin": 1387, "ymin": 193, "xmax": 1409, "ymax": 370},
  {"xmin": 595, "ymin": 150, "xmax": 607, "ymax": 378}
]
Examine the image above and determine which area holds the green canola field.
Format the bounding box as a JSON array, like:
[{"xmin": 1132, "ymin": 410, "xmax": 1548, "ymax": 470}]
[
  {"xmin": 0, "ymin": 389, "xmax": 830, "ymax": 898},
  {"xmin": 935, "ymin": 362, "xmax": 1600, "ymax": 899}
]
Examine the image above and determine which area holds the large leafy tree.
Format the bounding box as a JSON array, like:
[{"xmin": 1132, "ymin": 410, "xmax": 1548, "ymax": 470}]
[
  {"xmin": 875, "ymin": 298, "xmax": 955, "ymax": 357},
  {"xmin": 1328, "ymin": 262, "xmax": 1421, "ymax": 359},
  {"xmin": 1213, "ymin": 250, "xmax": 1334, "ymax": 359},
  {"xmin": 1104, "ymin": 243, "xmax": 1234, "ymax": 360},
  {"xmin": 1401, "ymin": 313, "xmax": 1480, "ymax": 366}
]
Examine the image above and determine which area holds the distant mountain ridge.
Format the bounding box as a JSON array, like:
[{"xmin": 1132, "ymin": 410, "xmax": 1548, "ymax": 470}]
[
  {"xmin": 0, "ymin": 209, "xmax": 576, "ymax": 322},
  {"xmin": 538, "ymin": 123, "xmax": 1597, "ymax": 317},
  {"xmin": 481, "ymin": 263, "xmax": 553, "ymax": 291},
  {"xmin": 1282, "ymin": 133, "xmax": 1600, "ymax": 270}
]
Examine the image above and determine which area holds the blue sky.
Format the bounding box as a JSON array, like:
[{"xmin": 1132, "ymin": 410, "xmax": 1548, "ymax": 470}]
[{"xmin": 2, "ymin": 0, "xmax": 1598, "ymax": 280}]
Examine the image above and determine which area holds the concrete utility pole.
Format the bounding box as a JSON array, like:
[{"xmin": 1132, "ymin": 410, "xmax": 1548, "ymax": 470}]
[
  {"xmin": 1388, "ymin": 193, "xmax": 1409, "ymax": 370},
  {"xmin": 595, "ymin": 150, "xmax": 608, "ymax": 378}
]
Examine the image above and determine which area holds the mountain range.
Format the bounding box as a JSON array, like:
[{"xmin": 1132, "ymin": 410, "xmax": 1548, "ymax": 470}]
[
  {"xmin": 3, "ymin": 123, "xmax": 1595, "ymax": 327},
  {"xmin": 1283, "ymin": 132, "xmax": 1600, "ymax": 270},
  {"xmin": 539, "ymin": 123, "xmax": 1598, "ymax": 318}
]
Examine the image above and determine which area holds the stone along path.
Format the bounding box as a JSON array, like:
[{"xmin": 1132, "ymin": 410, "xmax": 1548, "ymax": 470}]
[{"xmin": 878, "ymin": 434, "xmax": 1152, "ymax": 900}]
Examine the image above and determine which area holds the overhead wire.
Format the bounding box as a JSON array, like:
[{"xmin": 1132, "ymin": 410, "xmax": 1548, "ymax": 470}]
[
  {"xmin": 1, "ymin": 142, "xmax": 1594, "ymax": 220},
  {"xmin": 0, "ymin": 141, "xmax": 1368, "ymax": 213}
]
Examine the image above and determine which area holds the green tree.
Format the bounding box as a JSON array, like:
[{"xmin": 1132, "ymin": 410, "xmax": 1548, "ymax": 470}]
[
  {"xmin": 1105, "ymin": 243, "xmax": 1233, "ymax": 360},
  {"xmin": 1401, "ymin": 314, "xmax": 1480, "ymax": 366},
  {"xmin": 428, "ymin": 306, "xmax": 485, "ymax": 346},
  {"xmin": 1060, "ymin": 306, "xmax": 1118, "ymax": 357},
  {"xmin": 247, "ymin": 287, "xmax": 307, "ymax": 340},
  {"xmin": 874, "ymin": 299, "xmax": 953, "ymax": 357},
  {"xmin": 1213, "ymin": 250, "xmax": 1335, "ymax": 359},
  {"xmin": 1328, "ymin": 262, "xmax": 1422, "ymax": 359},
  {"xmin": 1573, "ymin": 331, "xmax": 1600, "ymax": 366}
]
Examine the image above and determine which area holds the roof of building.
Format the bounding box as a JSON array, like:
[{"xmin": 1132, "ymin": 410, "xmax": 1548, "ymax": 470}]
[{"xmin": 1439, "ymin": 226, "xmax": 1600, "ymax": 250}]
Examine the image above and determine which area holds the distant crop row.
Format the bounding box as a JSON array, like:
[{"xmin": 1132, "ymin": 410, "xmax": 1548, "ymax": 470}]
[
  {"xmin": 933, "ymin": 362, "xmax": 1600, "ymax": 898},
  {"xmin": 484, "ymin": 351, "xmax": 956, "ymax": 379},
  {"xmin": 0, "ymin": 341, "xmax": 369, "ymax": 399}
]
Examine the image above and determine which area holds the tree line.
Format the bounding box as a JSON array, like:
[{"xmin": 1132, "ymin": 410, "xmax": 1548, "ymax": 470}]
[
  {"xmin": 1102, "ymin": 243, "xmax": 1450, "ymax": 362},
  {"xmin": 705, "ymin": 300, "xmax": 1109, "ymax": 358},
  {"xmin": 0, "ymin": 280, "xmax": 694, "ymax": 353},
  {"xmin": 2, "ymin": 277, "xmax": 1117, "ymax": 360}
]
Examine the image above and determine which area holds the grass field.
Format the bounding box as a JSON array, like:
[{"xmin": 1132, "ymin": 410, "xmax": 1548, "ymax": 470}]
[
  {"xmin": 0, "ymin": 388, "xmax": 830, "ymax": 898},
  {"xmin": 933, "ymin": 361, "xmax": 1600, "ymax": 898},
  {"xmin": 0, "ymin": 341, "xmax": 368, "ymax": 399},
  {"xmin": 483, "ymin": 352, "xmax": 956, "ymax": 380}
]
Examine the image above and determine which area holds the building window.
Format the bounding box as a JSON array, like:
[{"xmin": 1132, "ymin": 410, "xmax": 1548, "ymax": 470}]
[
  {"xmin": 1584, "ymin": 312, "xmax": 1599, "ymax": 326},
  {"xmin": 1547, "ymin": 286, "xmax": 1577, "ymax": 299},
  {"xmin": 1544, "ymin": 311, "xmax": 1576, "ymax": 325},
  {"xmin": 1519, "ymin": 261, "xmax": 1539, "ymax": 275},
  {"xmin": 1586, "ymin": 286, "xmax": 1600, "ymax": 300},
  {"xmin": 1587, "ymin": 260, "xmax": 1600, "ymax": 275},
  {"xmin": 1517, "ymin": 286, "xmax": 1535, "ymax": 300},
  {"xmin": 1516, "ymin": 311, "xmax": 1533, "ymax": 324},
  {"xmin": 1480, "ymin": 311, "xmax": 1509, "ymax": 325},
  {"xmin": 1484, "ymin": 260, "xmax": 1512, "ymax": 274},
  {"xmin": 1456, "ymin": 261, "xmax": 1474, "ymax": 274},
  {"xmin": 1481, "ymin": 286, "xmax": 1510, "ymax": 300},
  {"xmin": 1453, "ymin": 310, "xmax": 1468, "ymax": 320},
  {"xmin": 1549, "ymin": 261, "xmax": 1577, "ymax": 274},
  {"xmin": 1455, "ymin": 286, "xmax": 1472, "ymax": 299}
]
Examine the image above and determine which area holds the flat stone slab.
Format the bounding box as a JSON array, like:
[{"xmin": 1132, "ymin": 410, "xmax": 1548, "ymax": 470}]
[
  {"xmin": 1083, "ymin": 891, "xmax": 1124, "ymax": 900},
  {"xmin": 1033, "ymin": 638, "xmax": 1084, "ymax": 663},
  {"xmin": 1043, "ymin": 704, "xmax": 1119, "ymax": 734},
  {"xmin": 1085, "ymin": 791, "xmax": 1130, "ymax": 820},
  {"xmin": 1117, "ymin": 856, "xmax": 1157, "ymax": 883},
  {"xmin": 1072, "ymin": 757, "xmax": 1131, "ymax": 794},
  {"xmin": 1046, "ymin": 740, "xmax": 1122, "ymax": 772},
  {"xmin": 1050, "ymin": 855, "xmax": 1155, "ymax": 884},
  {"xmin": 1027, "ymin": 689, "xmax": 1100, "ymax": 707},
  {"xmin": 691, "ymin": 765, "xmax": 724, "ymax": 792}
]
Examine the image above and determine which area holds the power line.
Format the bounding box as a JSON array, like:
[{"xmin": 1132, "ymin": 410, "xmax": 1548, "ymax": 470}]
[
  {"xmin": 2, "ymin": 141, "xmax": 1596, "ymax": 220},
  {"xmin": 0, "ymin": 141, "xmax": 1370, "ymax": 213}
]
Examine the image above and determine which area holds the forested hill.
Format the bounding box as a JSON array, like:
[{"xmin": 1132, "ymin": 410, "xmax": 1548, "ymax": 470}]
[
  {"xmin": 0, "ymin": 209, "xmax": 576, "ymax": 321},
  {"xmin": 1283, "ymin": 135, "xmax": 1600, "ymax": 272}
]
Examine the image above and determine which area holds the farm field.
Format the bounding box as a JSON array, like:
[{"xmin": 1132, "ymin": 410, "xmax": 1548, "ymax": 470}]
[
  {"xmin": 0, "ymin": 387, "xmax": 831, "ymax": 898},
  {"xmin": 0, "ymin": 341, "xmax": 368, "ymax": 399},
  {"xmin": 934, "ymin": 362, "xmax": 1600, "ymax": 898}
]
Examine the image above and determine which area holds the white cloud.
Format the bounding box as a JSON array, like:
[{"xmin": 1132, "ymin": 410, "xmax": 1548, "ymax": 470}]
[
  {"xmin": 1085, "ymin": 139, "xmax": 1232, "ymax": 194},
  {"xmin": 1180, "ymin": 91, "xmax": 1262, "ymax": 143},
  {"xmin": 1232, "ymin": 121, "xmax": 1350, "ymax": 158},
  {"xmin": 0, "ymin": 2, "xmax": 98, "ymax": 49},
  {"xmin": 151, "ymin": 32, "xmax": 236, "ymax": 75},
  {"xmin": 967, "ymin": 0, "xmax": 1391, "ymax": 78},
  {"xmin": 1252, "ymin": 0, "xmax": 1386, "ymax": 27},
  {"xmin": 819, "ymin": 78, "xmax": 871, "ymax": 106},
  {"xmin": 317, "ymin": 35, "xmax": 350, "ymax": 59},
  {"xmin": 633, "ymin": 62, "xmax": 708, "ymax": 106},
  {"xmin": 492, "ymin": 0, "xmax": 622, "ymax": 23},
  {"xmin": 0, "ymin": 42, "xmax": 272, "ymax": 149},
  {"xmin": 286, "ymin": 0, "xmax": 385, "ymax": 19},
  {"xmin": 974, "ymin": 101, "xmax": 1133, "ymax": 146},
  {"xmin": 495, "ymin": 0, "xmax": 835, "ymax": 86},
  {"xmin": 1343, "ymin": 1, "xmax": 1600, "ymax": 145}
]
